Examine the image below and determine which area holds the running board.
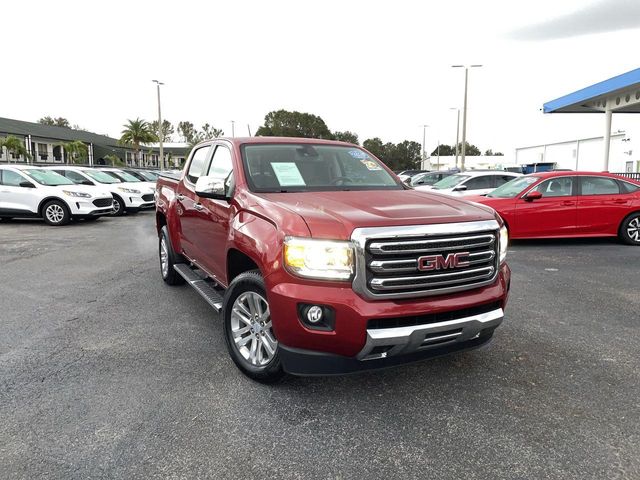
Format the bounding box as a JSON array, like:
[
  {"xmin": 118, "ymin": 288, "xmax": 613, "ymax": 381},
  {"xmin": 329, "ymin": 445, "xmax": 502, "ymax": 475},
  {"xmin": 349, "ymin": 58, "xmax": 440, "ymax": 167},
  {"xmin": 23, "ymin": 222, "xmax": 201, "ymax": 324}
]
[{"xmin": 173, "ymin": 264, "xmax": 223, "ymax": 312}]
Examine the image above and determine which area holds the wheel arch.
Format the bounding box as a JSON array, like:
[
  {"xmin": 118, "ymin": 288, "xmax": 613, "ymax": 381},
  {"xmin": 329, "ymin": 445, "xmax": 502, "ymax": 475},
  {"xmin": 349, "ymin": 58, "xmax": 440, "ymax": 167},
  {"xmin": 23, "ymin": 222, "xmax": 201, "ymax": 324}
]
[
  {"xmin": 37, "ymin": 196, "xmax": 70, "ymax": 216},
  {"xmin": 618, "ymin": 209, "xmax": 640, "ymax": 233},
  {"xmin": 227, "ymin": 248, "xmax": 260, "ymax": 284}
]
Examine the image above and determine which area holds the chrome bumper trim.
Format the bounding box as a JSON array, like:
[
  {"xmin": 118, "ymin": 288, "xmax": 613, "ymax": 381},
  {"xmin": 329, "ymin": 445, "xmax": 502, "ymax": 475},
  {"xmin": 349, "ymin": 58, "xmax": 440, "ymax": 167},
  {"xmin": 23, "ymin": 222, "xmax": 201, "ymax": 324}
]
[{"xmin": 357, "ymin": 307, "xmax": 504, "ymax": 360}]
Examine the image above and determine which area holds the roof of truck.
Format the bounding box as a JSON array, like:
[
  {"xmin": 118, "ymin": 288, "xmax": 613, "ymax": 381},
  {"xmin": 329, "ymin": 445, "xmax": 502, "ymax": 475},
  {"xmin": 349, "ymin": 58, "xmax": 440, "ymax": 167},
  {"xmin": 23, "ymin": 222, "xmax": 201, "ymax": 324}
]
[{"xmin": 200, "ymin": 137, "xmax": 357, "ymax": 147}]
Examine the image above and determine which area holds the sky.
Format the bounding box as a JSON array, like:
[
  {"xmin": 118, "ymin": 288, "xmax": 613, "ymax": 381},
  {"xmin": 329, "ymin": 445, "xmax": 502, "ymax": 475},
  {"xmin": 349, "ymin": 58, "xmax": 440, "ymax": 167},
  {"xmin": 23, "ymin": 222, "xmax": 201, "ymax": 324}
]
[{"xmin": 3, "ymin": 0, "xmax": 640, "ymax": 159}]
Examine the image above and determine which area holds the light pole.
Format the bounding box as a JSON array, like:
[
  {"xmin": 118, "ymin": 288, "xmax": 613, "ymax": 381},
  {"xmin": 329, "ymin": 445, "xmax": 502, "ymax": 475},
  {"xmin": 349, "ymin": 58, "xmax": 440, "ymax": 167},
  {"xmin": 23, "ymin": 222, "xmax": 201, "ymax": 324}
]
[
  {"xmin": 420, "ymin": 124, "xmax": 429, "ymax": 169},
  {"xmin": 449, "ymin": 107, "xmax": 460, "ymax": 169},
  {"xmin": 152, "ymin": 80, "xmax": 164, "ymax": 170},
  {"xmin": 231, "ymin": 120, "xmax": 235, "ymax": 137},
  {"xmin": 451, "ymin": 65, "xmax": 482, "ymax": 171}
]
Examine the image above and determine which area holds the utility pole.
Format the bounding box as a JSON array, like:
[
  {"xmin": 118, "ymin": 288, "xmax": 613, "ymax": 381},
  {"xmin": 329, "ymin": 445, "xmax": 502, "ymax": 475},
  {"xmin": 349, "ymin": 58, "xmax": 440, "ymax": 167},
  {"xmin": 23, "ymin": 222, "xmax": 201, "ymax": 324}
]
[
  {"xmin": 231, "ymin": 120, "xmax": 235, "ymax": 137},
  {"xmin": 152, "ymin": 80, "xmax": 164, "ymax": 170},
  {"xmin": 452, "ymin": 65, "xmax": 482, "ymax": 171},
  {"xmin": 450, "ymin": 107, "xmax": 460, "ymax": 169},
  {"xmin": 420, "ymin": 125, "xmax": 429, "ymax": 169}
]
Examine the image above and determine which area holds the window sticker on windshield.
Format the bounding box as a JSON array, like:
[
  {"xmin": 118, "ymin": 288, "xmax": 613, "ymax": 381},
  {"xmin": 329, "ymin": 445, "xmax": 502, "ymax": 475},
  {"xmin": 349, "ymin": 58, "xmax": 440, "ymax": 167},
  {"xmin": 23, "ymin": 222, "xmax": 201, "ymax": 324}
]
[
  {"xmin": 271, "ymin": 162, "xmax": 306, "ymax": 186},
  {"xmin": 360, "ymin": 159, "xmax": 382, "ymax": 171},
  {"xmin": 348, "ymin": 149, "xmax": 368, "ymax": 159}
]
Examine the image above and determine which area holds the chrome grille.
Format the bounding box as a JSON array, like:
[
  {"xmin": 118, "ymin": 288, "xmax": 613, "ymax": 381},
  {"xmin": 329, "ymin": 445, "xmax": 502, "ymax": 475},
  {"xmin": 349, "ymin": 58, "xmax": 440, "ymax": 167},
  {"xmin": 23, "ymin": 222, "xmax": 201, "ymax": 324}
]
[{"xmin": 351, "ymin": 220, "xmax": 501, "ymax": 300}]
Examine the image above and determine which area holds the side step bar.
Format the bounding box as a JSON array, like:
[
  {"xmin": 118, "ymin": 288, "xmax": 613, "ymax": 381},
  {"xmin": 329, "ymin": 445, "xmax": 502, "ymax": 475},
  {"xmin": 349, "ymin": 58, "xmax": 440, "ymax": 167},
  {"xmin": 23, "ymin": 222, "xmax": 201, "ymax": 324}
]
[{"xmin": 173, "ymin": 264, "xmax": 224, "ymax": 313}]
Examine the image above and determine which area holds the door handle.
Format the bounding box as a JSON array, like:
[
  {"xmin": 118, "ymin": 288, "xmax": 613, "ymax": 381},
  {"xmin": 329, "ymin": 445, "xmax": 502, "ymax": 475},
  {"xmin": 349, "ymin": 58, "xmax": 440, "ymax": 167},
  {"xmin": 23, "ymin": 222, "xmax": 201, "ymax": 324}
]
[
  {"xmin": 613, "ymin": 199, "xmax": 627, "ymax": 204},
  {"xmin": 562, "ymin": 201, "xmax": 574, "ymax": 206},
  {"xmin": 176, "ymin": 193, "xmax": 184, "ymax": 201},
  {"xmin": 194, "ymin": 202, "xmax": 204, "ymax": 211}
]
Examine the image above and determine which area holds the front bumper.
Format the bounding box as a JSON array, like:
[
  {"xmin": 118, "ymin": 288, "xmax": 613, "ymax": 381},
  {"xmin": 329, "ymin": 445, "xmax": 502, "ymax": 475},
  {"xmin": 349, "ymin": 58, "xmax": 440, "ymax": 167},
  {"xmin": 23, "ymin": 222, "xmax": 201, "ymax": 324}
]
[
  {"xmin": 68, "ymin": 198, "xmax": 114, "ymax": 217},
  {"xmin": 267, "ymin": 263, "xmax": 510, "ymax": 375},
  {"xmin": 280, "ymin": 329, "xmax": 495, "ymax": 376}
]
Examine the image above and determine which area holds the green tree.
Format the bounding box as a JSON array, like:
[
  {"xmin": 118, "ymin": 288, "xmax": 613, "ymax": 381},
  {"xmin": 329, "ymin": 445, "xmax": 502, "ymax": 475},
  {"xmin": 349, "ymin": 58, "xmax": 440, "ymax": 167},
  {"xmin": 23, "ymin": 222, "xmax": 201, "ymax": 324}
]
[
  {"xmin": 485, "ymin": 149, "xmax": 504, "ymax": 156},
  {"xmin": 177, "ymin": 121, "xmax": 200, "ymax": 144},
  {"xmin": 363, "ymin": 138, "xmax": 421, "ymax": 171},
  {"xmin": 104, "ymin": 154, "xmax": 124, "ymax": 166},
  {"xmin": 431, "ymin": 144, "xmax": 456, "ymax": 156},
  {"xmin": 255, "ymin": 110, "xmax": 332, "ymax": 139},
  {"xmin": 38, "ymin": 116, "xmax": 71, "ymax": 128},
  {"xmin": 201, "ymin": 123, "xmax": 224, "ymax": 139},
  {"xmin": 362, "ymin": 137, "xmax": 387, "ymax": 161},
  {"xmin": 119, "ymin": 118, "xmax": 158, "ymax": 167},
  {"xmin": 58, "ymin": 141, "xmax": 88, "ymax": 164},
  {"xmin": 150, "ymin": 120, "xmax": 175, "ymax": 142},
  {"xmin": 458, "ymin": 141, "xmax": 481, "ymax": 156},
  {"xmin": 332, "ymin": 131, "xmax": 359, "ymax": 145},
  {"xmin": 0, "ymin": 136, "xmax": 31, "ymax": 163}
]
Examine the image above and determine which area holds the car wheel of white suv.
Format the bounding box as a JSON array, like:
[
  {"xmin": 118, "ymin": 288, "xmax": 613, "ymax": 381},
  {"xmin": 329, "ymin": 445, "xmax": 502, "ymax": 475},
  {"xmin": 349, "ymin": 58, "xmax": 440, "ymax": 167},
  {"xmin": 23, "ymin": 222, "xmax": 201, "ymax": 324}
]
[{"xmin": 42, "ymin": 200, "xmax": 71, "ymax": 226}]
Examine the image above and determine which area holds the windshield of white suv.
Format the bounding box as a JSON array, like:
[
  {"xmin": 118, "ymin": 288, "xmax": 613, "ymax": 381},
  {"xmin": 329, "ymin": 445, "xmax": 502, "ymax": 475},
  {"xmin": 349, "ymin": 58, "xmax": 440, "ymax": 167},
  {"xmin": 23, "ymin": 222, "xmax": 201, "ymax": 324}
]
[
  {"xmin": 487, "ymin": 176, "xmax": 539, "ymax": 198},
  {"xmin": 103, "ymin": 170, "xmax": 141, "ymax": 183},
  {"xmin": 241, "ymin": 144, "xmax": 401, "ymax": 192},
  {"xmin": 432, "ymin": 174, "xmax": 469, "ymax": 190},
  {"xmin": 83, "ymin": 170, "xmax": 122, "ymax": 184},
  {"xmin": 23, "ymin": 169, "xmax": 74, "ymax": 186}
]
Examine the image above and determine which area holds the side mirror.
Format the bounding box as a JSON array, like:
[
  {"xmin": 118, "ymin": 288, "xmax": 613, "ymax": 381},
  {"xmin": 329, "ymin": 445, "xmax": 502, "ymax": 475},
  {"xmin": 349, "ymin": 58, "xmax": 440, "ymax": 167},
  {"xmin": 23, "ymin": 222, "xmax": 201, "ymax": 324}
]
[
  {"xmin": 19, "ymin": 181, "xmax": 35, "ymax": 188},
  {"xmin": 195, "ymin": 175, "xmax": 228, "ymax": 200},
  {"xmin": 453, "ymin": 185, "xmax": 468, "ymax": 192},
  {"xmin": 82, "ymin": 180, "xmax": 94, "ymax": 186},
  {"xmin": 523, "ymin": 190, "xmax": 542, "ymax": 201}
]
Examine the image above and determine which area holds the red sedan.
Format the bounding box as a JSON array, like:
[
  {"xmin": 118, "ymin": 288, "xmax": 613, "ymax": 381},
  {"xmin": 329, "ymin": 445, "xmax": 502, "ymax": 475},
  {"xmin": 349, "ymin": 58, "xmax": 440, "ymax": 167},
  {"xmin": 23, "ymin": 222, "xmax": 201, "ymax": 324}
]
[{"xmin": 466, "ymin": 171, "xmax": 640, "ymax": 244}]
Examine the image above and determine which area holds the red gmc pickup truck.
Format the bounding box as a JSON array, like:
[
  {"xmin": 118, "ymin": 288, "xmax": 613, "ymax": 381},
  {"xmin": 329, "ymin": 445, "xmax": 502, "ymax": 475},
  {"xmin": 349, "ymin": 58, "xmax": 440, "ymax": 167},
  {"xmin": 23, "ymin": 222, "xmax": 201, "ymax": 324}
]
[{"xmin": 155, "ymin": 137, "xmax": 510, "ymax": 382}]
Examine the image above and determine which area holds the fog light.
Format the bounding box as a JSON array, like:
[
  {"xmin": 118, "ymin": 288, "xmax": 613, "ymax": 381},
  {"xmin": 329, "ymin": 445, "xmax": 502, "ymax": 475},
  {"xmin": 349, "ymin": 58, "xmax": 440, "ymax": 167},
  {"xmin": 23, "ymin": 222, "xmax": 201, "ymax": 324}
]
[{"xmin": 306, "ymin": 305, "xmax": 323, "ymax": 324}]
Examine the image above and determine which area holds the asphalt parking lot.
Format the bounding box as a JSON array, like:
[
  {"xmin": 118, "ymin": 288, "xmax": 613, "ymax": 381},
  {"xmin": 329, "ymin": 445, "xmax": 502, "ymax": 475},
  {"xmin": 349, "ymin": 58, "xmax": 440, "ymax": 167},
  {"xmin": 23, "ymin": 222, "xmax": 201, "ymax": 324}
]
[{"xmin": 0, "ymin": 213, "xmax": 638, "ymax": 480}]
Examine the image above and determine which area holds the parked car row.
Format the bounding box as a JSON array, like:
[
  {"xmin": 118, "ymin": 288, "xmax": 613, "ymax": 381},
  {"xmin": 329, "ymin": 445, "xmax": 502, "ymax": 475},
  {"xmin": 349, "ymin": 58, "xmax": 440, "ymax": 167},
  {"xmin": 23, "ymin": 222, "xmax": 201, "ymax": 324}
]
[{"xmin": 0, "ymin": 165, "xmax": 158, "ymax": 225}]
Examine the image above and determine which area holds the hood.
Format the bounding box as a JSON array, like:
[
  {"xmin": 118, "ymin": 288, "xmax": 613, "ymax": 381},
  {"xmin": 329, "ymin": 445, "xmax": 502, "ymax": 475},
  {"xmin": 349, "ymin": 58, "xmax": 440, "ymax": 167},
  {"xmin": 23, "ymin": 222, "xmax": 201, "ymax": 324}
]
[
  {"xmin": 257, "ymin": 189, "xmax": 496, "ymax": 239},
  {"xmin": 112, "ymin": 182, "xmax": 155, "ymax": 193},
  {"xmin": 66, "ymin": 184, "xmax": 112, "ymax": 198}
]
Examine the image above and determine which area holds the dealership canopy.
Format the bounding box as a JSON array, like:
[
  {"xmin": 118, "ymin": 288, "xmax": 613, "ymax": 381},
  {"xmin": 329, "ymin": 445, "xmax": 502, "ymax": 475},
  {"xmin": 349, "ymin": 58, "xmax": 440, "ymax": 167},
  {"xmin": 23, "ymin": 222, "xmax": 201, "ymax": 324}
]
[{"xmin": 543, "ymin": 67, "xmax": 640, "ymax": 170}]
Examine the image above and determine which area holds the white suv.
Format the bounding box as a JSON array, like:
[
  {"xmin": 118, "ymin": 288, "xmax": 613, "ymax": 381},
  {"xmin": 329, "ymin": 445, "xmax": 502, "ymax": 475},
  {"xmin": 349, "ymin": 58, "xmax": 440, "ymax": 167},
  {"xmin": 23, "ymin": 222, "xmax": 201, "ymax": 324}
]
[
  {"xmin": 0, "ymin": 166, "xmax": 114, "ymax": 225},
  {"xmin": 45, "ymin": 166, "xmax": 155, "ymax": 216},
  {"xmin": 414, "ymin": 170, "xmax": 522, "ymax": 196}
]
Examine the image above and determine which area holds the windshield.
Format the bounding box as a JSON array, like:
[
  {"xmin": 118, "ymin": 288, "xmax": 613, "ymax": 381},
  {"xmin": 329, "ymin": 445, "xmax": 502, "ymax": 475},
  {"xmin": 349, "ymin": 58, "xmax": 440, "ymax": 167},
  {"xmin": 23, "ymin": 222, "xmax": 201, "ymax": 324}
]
[
  {"xmin": 102, "ymin": 170, "xmax": 141, "ymax": 182},
  {"xmin": 138, "ymin": 170, "xmax": 159, "ymax": 181},
  {"xmin": 432, "ymin": 174, "xmax": 469, "ymax": 190},
  {"xmin": 83, "ymin": 169, "xmax": 122, "ymax": 184},
  {"xmin": 23, "ymin": 169, "xmax": 74, "ymax": 186},
  {"xmin": 412, "ymin": 172, "xmax": 449, "ymax": 186},
  {"xmin": 487, "ymin": 176, "xmax": 540, "ymax": 198},
  {"xmin": 241, "ymin": 144, "xmax": 401, "ymax": 192}
]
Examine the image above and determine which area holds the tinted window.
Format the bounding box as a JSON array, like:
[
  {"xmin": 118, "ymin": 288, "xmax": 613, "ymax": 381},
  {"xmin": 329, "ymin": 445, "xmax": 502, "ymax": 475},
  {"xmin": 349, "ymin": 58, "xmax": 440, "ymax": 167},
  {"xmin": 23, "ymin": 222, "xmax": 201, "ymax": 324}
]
[
  {"xmin": 464, "ymin": 175, "xmax": 494, "ymax": 190},
  {"xmin": 580, "ymin": 177, "xmax": 620, "ymax": 195},
  {"xmin": 66, "ymin": 170, "xmax": 90, "ymax": 184},
  {"xmin": 533, "ymin": 177, "xmax": 574, "ymax": 197},
  {"xmin": 187, "ymin": 146, "xmax": 211, "ymax": 184},
  {"xmin": 495, "ymin": 175, "xmax": 516, "ymax": 187},
  {"xmin": 1, "ymin": 170, "xmax": 26, "ymax": 186},
  {"xmin": 620, "ymin": 181, "xmax": 640, "ymax": 193}
]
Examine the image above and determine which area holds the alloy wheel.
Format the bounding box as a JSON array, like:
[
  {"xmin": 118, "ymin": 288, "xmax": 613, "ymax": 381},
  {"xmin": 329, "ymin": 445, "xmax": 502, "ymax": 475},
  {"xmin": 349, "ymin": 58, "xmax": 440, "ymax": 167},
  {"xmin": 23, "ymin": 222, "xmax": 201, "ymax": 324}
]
[
  {"xmin": 160, "ymin": 237, "xmax": 169, "ymax": 278},
  {"xmin": 627, "ymin": 217, "xmax": 640, "ymax": 242},
  {"xmin": 45, "ymin": 204, "xmax": 65, "ymax": 224},
  {"xmin": 230, "ymin": 292, "xmax": 277, "ymax": 367}
]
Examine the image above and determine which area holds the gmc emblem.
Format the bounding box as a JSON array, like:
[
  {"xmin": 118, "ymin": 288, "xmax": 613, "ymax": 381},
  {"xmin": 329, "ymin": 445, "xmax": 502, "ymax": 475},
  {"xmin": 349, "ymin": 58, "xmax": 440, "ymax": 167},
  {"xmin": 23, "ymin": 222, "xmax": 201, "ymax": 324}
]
[{"xmin": 417, "ymin": 252, "xmax": 470, "ymax": 271}]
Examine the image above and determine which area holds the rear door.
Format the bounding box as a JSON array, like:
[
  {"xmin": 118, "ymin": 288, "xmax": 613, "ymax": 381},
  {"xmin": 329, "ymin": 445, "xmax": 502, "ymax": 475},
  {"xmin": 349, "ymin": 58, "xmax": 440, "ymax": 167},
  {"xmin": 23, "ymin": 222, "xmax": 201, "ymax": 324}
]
[
  {"xmin": 177, "ymin": 144, "xmax": 213, "ymax": 261},
  {"xmin": 458, "ymin": 175, "xmax": 495, "ymax": 196},
  {"xmin": 515, "ymin": 176, "xmax": 578, "ymax": 237},
  {"xmin": 576, "ymin": 176, "xmax": 632, "ymax": 234}
]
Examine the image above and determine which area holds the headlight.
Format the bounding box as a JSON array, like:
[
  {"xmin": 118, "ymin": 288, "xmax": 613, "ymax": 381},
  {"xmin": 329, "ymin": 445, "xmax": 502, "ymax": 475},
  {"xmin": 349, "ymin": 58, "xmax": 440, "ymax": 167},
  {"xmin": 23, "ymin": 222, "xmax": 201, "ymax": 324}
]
[
  {"xmin": 117, "ymin": 187, "xmax": 141, "ymax": 194},
  {"xmin": 499, "ymin": 225, "xmax": 508, "ymax": 263},
  {"xmin": 62, "ymin": 190, "xmax": 91, "ymax": 198},
  {"xmin": 284, "ymin": 237, "xmax": 354, "ymax": 280}
]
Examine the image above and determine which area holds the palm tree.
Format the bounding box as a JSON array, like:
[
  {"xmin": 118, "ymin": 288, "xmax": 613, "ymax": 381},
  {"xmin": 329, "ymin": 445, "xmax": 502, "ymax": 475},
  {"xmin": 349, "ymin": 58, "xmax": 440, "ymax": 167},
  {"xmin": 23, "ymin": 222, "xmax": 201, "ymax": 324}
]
[
  {"xmin": 0, "ymin": 136, "xmax": 31, "ymax": 163},
  {"xmin": 58, "ymin": 141, "xmax": 88, "ymax": 164},
  {"xmin": 119, "ymin": 118, "xmax": 158, "ymax": 167}
]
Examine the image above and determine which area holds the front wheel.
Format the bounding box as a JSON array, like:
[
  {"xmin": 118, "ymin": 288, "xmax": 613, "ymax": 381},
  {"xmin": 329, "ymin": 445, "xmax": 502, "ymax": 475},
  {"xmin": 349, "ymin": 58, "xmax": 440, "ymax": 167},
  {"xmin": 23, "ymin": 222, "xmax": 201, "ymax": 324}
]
[
  {"xmin": 619, "ymin": 213, "xmax": 640, "ymax": 245},
  {"xmin": 111, "ymin": 195, "xmax": 125, "ymax": 216},
  {"xmin": 222, "ymin": 270, "xmax": 284, "ymax": 383},
  {"xmin": 42, "ymin": 200, "xmax": 70, "ymax": 226}
]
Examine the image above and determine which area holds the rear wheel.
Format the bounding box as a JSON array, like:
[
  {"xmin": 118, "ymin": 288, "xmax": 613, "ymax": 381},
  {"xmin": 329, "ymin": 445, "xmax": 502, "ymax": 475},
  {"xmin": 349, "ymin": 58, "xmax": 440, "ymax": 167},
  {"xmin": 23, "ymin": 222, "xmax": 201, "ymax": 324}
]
[
  {"xmin": 222, "ymin": 270, "xmax": 284, "ymax": 383},
  {"xmin": 159, "ymin": 226, "xmax": 185, "ymax": 285},
  {"xmin": 42, "ymin": 200, "xmax": 70, "ymax": 226},
  {"xmin": 619, "ymin": 213, "xmax": 640, "ymax": 245}
]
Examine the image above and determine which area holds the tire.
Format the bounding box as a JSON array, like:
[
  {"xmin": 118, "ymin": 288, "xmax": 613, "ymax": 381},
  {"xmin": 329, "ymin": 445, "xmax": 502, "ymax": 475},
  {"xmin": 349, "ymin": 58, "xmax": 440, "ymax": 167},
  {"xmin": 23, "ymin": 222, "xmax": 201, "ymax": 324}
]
[
  {"xmin": 222, "ymin": 270, "xmax": 285, "ymax": 383},
  {"xmin": 159, "ymin": 225, "xmax": 185, "ymax": 285},
  {"xmin": 111, "ymin": 195, "xmax": 125, "ymax": 216},
  {"xmin": 42, "ymin": 200, "xmax": 70, "ymax": 226},
  {"xmin": 619, "ymin": 212, "xmax": 640, "ymax": 245}
]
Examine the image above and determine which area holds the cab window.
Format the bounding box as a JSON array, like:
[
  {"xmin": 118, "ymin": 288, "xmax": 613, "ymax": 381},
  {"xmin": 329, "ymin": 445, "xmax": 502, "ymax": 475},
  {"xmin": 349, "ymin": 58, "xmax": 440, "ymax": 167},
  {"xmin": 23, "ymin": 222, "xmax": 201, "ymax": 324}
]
[
  {"xmin": 464, "ymin": 175, "xmax": 494, "ymax": 190},
  {"xmin": 186, "ymin": 146, "xmax": 212, "ymax": 184},
  {"xmin": 1, "ymin": 170, "xmax": 26, "ymax": 186}
]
